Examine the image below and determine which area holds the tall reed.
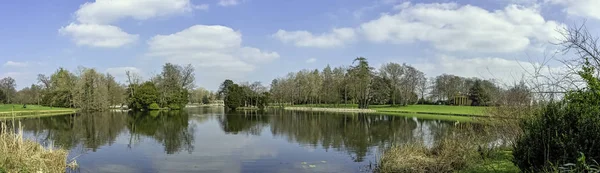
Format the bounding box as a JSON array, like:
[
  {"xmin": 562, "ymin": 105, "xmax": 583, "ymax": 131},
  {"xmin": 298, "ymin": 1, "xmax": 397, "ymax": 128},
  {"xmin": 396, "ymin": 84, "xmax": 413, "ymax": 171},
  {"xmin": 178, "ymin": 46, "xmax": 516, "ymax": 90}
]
[{"xmin": 0, "ymin": 121, "xmax": 71, "ymax": 172}]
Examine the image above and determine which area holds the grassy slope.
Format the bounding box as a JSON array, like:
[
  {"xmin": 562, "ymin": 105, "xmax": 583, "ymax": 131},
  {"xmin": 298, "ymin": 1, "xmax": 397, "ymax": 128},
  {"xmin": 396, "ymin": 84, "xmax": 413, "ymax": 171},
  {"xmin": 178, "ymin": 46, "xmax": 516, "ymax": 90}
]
[
  {"xmin": 0, "ymin": 104, "xmax": 76, "ymax": 118},
  {"xmin": 287, "ymin": 104, "xmax": 486, "ymax": 121},
  {"xmin": 373, "ymin": 105, "xmax": 488, "ymax": 116},
  {"xmin": 0, "ymin": 104, "xmax": 73, "ymax": 112},
  {"xmin": 460, "ymin": 150, "xmax": 519, "ymax": 173},
  {"xmin": 371, "ymin": 112, "xmax": 474, "ymax": 122}
]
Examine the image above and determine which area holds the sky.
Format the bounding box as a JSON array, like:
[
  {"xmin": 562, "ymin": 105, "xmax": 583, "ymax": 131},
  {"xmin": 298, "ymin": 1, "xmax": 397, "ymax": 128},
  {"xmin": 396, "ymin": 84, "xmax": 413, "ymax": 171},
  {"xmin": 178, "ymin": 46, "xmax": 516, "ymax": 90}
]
[{"xmin": 0, "ymin": 0, "xmax": 598, "ymax": 91}]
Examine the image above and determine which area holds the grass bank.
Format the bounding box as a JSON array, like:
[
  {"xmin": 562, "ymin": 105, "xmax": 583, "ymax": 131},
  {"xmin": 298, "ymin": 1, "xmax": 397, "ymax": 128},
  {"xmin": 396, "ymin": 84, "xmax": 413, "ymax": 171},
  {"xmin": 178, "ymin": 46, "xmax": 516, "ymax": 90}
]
[
  {"xmin": 377, "ymin": 132, "xmax": 518, "ymax": 173},
  {"xmin": 286, "ymin": 104, "xmax": 487, "ymax": 122},
  {"xmin": 0, "ymin": 122, "xmax": 73, "ymax": 172},
  {"xmin": 460, "ymin": 150, "xmax": 519, "ymax": 173},
  {"xmin": 0, "ymin": 104, "xmax": 76, "ymax": 119},
  {"xmin": 372, "ymin": 105, "xmax": 488, "ymax": 116},
  {"xmin": 374, "ymin": 111, "xmax": 475, "ymax": 122}
]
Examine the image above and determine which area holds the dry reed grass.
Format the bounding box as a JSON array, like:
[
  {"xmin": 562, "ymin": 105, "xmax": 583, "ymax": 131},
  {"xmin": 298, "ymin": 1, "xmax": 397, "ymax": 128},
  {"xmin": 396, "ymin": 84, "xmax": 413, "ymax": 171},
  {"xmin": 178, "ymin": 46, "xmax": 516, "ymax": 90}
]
[
  {"xmin": 0, "ymin": 121, "xmax": 73, "ymax": 173},
  {"xmin": 377, "ymin": 137, "xmax": 478, "ymax": 173}
]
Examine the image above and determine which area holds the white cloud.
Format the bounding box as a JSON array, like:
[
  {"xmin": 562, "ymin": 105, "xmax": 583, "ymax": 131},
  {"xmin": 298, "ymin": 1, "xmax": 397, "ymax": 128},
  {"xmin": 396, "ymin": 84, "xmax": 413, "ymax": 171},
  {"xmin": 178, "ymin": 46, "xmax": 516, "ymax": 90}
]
[
  {"xmin": 106, "ymin": 67, "xmax": 143, "ymax": 82},
  {"xmin": 272, "ymin": 28, "xmax": 356, "ymax": 48},
  {"xmin": 547, "ymin": 0, "xmax": 600, "ymax": 20},
  {"xmin": 62, "ymin": 0, "xmax": 206, "ymax": 48},
  {"xmin": 106, "ymin": 66, "xmax": 142, "ymax": 76},
  {"xmin": 360, "ymin": 3, "xmax": 563, "ymax": 53},
  {"xmin": 194, "ymin": 4, "xmax": 210, "ymax": 10},
  {"xmin": 3, "ymin": 61, "xmax": 29, "ymax": 67},
  {"xmin": 0, "ymin": 72, "xmax": 23, "ymax": 78},
  {"xmin": 414, "ymin": 55, "xmax": 563, "ymax": 85},
  {"xmin": 75, "ymin": 0, "xmax": 196, "ymax": 24},
  {"xmin": 147, "ymin": 25, "xmax": 279, "ymax": 85},
  {"xmin": 59, "ymin": 23, "xmax": 139, "ymax": 48},
  {"xmin": 218, "ymin": 0, "xmax": 240, "ymax": 6},
  {"xmin": 306, "ymin": 58, "xmax": 317, "ymax": 63}
]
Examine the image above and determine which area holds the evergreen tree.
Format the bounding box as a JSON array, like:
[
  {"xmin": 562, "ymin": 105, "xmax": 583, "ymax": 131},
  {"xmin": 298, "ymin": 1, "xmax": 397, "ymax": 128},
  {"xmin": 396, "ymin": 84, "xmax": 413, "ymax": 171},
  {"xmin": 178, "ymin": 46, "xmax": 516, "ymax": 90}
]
[
  {"xmin": 468, "ymin": 80, "xmax": 489, "ymax": 106},
  {"xmin": 224, "ymin": 84, "xmax": 243, "ymax": 110}
]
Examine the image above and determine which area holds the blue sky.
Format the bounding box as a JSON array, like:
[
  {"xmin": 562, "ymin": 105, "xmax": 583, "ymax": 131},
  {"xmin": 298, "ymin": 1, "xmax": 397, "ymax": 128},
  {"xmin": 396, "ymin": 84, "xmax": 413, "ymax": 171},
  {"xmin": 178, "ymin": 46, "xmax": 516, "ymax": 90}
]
[{"xmin": 0, "ymin": 0, "xmax": 598, "ymax": 90}]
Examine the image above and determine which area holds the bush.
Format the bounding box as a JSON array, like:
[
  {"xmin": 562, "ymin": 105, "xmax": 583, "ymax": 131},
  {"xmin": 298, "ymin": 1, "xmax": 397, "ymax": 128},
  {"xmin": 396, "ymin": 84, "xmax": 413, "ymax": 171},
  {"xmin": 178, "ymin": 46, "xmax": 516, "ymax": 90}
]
[
  {"xmin": 554, "ymin": 153, "xmax": 600, "ymax": 173},
  {"xmin": 148, "ymin": 103, "xmax": 160, "ymax": 110},
  {"xmin": 167, "ymin": 104, "xmax": 183, "ymax": 110},
  {"xmin": 513, "ymin": 61, "xmax": 600, "ymax": 172}
]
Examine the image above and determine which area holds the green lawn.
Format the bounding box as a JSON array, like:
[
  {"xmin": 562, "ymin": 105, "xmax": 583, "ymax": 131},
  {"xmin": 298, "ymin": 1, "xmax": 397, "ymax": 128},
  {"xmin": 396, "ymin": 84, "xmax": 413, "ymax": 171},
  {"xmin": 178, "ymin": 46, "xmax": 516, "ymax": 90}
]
[
  {"xmin": 460, "ymin": 150, "xmax": 519, "ymax": 173},
  {"xmin": 286, "ymin": 104, "xmax": 486, "ymax": 122},
  {"xmin": 288, "ymin": 104, "xmax": 488, "ymax": 116},
  {"xmin": 373, "ymin": 105, "xmax": 489, "ymax": 116},
  {"xmin": 374, "ymin": 112, "xmax": 475, "ymax": 122},
  {"xmin": 0, "ymin": 104, "xmax": 73, "ymax": 112},
  {"xmin": 0, "ymin": 104, "xmax": 76, "ymax": 118},
  {"xmin": 287, "ymin": 104, "xmax": 360, "ymax": 108}
]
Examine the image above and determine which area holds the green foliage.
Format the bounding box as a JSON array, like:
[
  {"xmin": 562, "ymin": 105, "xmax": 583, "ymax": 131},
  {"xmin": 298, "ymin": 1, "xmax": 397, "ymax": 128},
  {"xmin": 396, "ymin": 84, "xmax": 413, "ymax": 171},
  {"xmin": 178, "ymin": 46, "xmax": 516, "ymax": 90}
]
[
  {"xmin": 42, "ymin": 90, "xmax": 72, "ymax": 108},
  {"xmin": 468, "ymin": 80, "xmax": 490, "ymax": 106},
  {"xmin": 0, "ymin": 90, "xmax": 5, "ymax": 104},
  {"xmin": 218, "ymin": 79, "xmax": 234, "ymax": 99},
  {"xmin": 513, "ymin": 59, "xmax": 600, "ymax": 172},
  {"xmin": 556, "ymin": 153, "xmax": 600, "ymax": 173},
  {"xmin": 73, "ymin": 68, "xmax": 109, "ymax": 112},
  {"xmin": 257, "ymin": 92, "xmax": 270, "ymax": 110},
  {"xmin": 224, "ymin": 84, "xmax": 243, "ymax": 110},
  {"xmin": 127, "ymin": 82, "xmax": 159, "ymax": 111},
  {"xmin": 348, "ymin": 57, "xmax": 374, "ymax": 109},
  {"xmin": 201, "ymin": 95, "xmax": 210, "ymax": 104},
  {"xmin": 148, "ymin": 103, "xmax": 160, "ymax": 110},
  {"xmin": 154, "ymin": 63, "xmax": 193, "ymax": 110}
]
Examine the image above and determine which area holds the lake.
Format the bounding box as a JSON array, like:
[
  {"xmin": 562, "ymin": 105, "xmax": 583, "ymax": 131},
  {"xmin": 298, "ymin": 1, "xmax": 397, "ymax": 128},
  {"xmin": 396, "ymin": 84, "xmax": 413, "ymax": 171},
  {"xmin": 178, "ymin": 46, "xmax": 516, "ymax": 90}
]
[{"xmin": 13, "ymin": 107, "xmax": 463, "ymax": 173}]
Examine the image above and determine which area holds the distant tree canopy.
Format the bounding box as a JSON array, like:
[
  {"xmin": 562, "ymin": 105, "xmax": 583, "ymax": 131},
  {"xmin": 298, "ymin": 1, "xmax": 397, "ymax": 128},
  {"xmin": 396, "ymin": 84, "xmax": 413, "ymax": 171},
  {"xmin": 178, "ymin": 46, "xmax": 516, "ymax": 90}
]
[
  {"xmin": 0, "ymin": 77, "xmax": 17, "ymax": 104},
  {"xmin": 126, "ymin": 63, "xmax": 195, "ymax": 111},
  {"xmin": 468, "ymin": 80, "xmax": 491, "ymax": 106},
  {"xmin": 127, "ymin": 81, "xmax": 159, "ymax": 110},
  {"xmin": 269, "ymin": 58, "xmax": 424, "ymax": 109},
  {"xmin": 224, "ymin": 83, "xmax": 243, "ymax": 110},
  {"xmin": 221, "ymin": 80, "xmax": 270, "ymax": 111},
  {"xmin": 0, "ymin": 62, "xmax": 197, "ymax": 112},
  {"xmin": 190, "ymin": 87, "xmax": 215, "ymax": 104},
  {"xmin": 268, "ymin": 57, "xmax": 514, "ymax": 108}
]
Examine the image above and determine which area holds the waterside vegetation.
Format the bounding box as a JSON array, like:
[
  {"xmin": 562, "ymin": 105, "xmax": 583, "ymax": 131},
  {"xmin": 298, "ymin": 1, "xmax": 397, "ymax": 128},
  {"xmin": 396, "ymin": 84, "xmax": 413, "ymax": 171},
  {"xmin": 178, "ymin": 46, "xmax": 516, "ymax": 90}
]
[{"xmin": 0, "ymin": 122, "xmax": 73, "ymax": 172}]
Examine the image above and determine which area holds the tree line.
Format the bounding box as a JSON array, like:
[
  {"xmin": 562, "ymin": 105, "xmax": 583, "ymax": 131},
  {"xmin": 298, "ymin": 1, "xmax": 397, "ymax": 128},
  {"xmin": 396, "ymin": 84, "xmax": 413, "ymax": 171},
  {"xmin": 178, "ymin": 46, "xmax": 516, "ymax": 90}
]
[
  {"xmin": 218, "ymin": 79, "xmax": 270, "ymax": 110},
  {"xmin": 0, "ymin": 58, "xmax": 532, "ymax": 111},
  {"xmin": 267, "ymin": 57, "xmax": 531, "ymax": 109},
  {"xmin": 0, "ymin": 63, "xmax": 215, "ymax": 112}
]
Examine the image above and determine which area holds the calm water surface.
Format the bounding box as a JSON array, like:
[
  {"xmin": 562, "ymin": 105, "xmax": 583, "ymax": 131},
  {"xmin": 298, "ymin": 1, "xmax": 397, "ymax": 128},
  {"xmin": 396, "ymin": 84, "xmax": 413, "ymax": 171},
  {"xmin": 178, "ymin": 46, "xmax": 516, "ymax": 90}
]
[{"xmin": 15, "ymin": 108, "xmax": 461, "ymax": 173}]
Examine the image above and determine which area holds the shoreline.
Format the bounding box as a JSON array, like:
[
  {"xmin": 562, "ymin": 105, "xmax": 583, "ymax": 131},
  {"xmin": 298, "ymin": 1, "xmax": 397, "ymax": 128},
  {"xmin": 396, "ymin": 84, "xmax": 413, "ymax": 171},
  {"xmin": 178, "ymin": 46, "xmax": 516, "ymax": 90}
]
[
  {"xmin": 282, "ymin": 106, "xmax": 480, "ymax": 122},
  {"xmin": 0, "ymin": 110, "xmax": 77, "ymax": 119},
  {"xmin": 283, "ymin": 107, "xmax": 376, "ymax": 113}
]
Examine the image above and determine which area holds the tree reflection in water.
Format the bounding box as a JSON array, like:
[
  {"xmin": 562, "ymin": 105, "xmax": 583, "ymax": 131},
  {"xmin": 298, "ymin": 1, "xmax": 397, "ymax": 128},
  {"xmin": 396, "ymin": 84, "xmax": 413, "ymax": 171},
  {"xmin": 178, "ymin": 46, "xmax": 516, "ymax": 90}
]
[
  {"xmin": 14, "ymin": 108, "xmax": 482, "ymax": 166},
  {"xmin": 17, "ymin": 110, "xmax": 195, "ymax": 155},
  {"xmin": 219, "ymin": 109, "xmax": 456, "ymax": 162}
]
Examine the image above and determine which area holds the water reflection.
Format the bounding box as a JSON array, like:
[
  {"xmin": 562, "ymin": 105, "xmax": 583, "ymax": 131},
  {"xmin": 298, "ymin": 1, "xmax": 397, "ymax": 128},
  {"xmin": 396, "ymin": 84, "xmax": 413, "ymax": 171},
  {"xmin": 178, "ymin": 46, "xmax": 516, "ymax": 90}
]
[
  {"xmin": 127, "ymin": 111, "xmax": 195, "ymax": 154},
  {"xmin": 225, "ymin": 110, "xmax": 453, "ymax": 162},
  {"xmin": 11, "ymin": 108, "xmax": 468, "ymax": 173}
]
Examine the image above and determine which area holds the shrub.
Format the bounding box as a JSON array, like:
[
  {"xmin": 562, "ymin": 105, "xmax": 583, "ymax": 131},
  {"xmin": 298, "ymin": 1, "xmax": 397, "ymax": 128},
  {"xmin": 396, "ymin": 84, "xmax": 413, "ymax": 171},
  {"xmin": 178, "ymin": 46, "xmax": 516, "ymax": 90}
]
[
  {"xmin": 513, "ymin": 60, "xmax": 600, "ymax": 172},
  {"xmin": 148, "ymin": 103, "xmax": 160, "ymax": 110},
  {"xmin": 167, "ymin": 103, "xmax": 184, "ymax": 110},
  {"xmin": 554, "ymin": 153, "xmax": 600, "ymax": 173}
]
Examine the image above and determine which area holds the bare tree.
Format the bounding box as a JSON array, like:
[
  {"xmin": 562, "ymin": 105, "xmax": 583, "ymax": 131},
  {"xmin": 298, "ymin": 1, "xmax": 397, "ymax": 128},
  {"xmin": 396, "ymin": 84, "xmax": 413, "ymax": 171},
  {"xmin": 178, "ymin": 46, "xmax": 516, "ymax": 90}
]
[{"xmin": 379, "ymin": 63, "xmax": 403, "ymax": 105}]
